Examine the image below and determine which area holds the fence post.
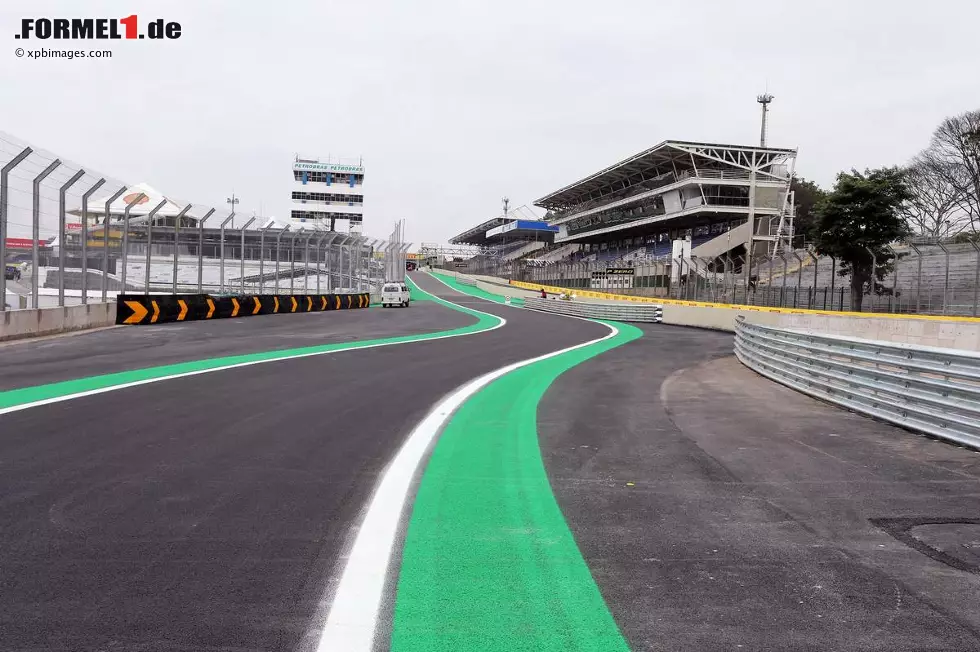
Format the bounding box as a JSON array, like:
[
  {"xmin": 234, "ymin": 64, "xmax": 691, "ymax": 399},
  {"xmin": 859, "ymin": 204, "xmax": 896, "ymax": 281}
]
[
  {"xmin": 196, "ymin": 209, "xmax": 215, "ymax": 293},
  {"xmin": 239, "ymin": 217, "xmax": 256, "ymax": 294},
  {"xmin": 778, "ymin": 252, "xmax": 788, "ymax": 307},
  {"xmin": 970, "ymin": 240, "xmax": 980, "ymax": 318},
  {"xmin": 790, "ymin": 249, "xmax": 803, "ymax": 309},
  {"xmin": 0, "ymin": 146, "xmax": 32, "ymax": 312},
  {"xmin": 143, "ymin": 199, "xmax": 167, "ymax": 295},
  {"xmin": 303, "ymin": 231, "xmax": 314, "ymax": 293},
  {"xmin": 218, "ymin": 214, "xmax": 234, "ymax": 293},
  {"xmin": 172, "ymin": 204, "xmax": 192, "ymax": 295},
  {"xmin": 937, "ymin": 242, "xmax": 950, "ymax": 315},
  {"xmin": 57, "ymin": 169, "xmax": 86, "ymax": 307},
  {"xmin": 275, "ymin": 225, "xmax": 290, "ymax": 294},
  {"xmin": 259, "ymin": 225, "xmax": 271, "ymax": 294},
  {"xmin": 886, "ymin": 244, "xmax": 901, "ymax": 313},
  {"xmin": 79, "ymin": 178, "xmax": 106, "ymax": 305},
  {"xmin": 290, "ymin": 227, "xmax": 304, "ymax": 295},
  {"xmin": 96, "ymin": 184, "xmax": 127, "ymax": 304},
  {"xmin": 31, "ymin": 160, "xmax": 63, "ymax": 309},
  {"xmin": 808, "ymin": 247, "xmax": 819, "ymax": 299},
  {"xmin": 908, "ymin": 243, "xmax": 922, "ymax": 313},
  {"xmin": 315, "ymin": 233, "xmax": 328, "ymax": 295},
  {"xmin": 863, "ymin": 246, "xmax": 877, "ymax": 314},
  {"xmin": 119, "ymin": 192, "xmax": 146, "ymax": 294}
]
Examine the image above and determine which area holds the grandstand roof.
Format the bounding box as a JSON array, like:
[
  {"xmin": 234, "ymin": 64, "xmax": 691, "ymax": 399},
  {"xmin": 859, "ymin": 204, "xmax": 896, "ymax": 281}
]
[
  {"xmin": 448, "ymin": 216, "xmax": 509, "ymax": 245},
  {"xmin": 70, "ymin": 182, "xmax": 188, "ymax": 218},
  {"xmin": 535, "ymin": 140, "xmax": 797, "ymax": 211},
  {"xmin": 485, "ymin": 220, "xmax": 559, "ymax": 241}
]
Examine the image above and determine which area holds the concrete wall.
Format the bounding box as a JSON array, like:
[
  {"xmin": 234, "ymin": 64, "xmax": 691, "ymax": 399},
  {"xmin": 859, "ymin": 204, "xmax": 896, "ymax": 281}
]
[
  {"xmin": 508, "ymin": 278, "xmax": 980, "ymax": 351},
  {"xmin": 0, "ymin": 302, "xmax": 117, "ymax": 342}
]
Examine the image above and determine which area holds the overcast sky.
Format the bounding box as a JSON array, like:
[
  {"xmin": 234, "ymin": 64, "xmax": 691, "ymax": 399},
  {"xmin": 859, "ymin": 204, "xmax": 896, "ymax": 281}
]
[{"xmin": 1, "ymin": 0, "xmax": 978, "ymax": 244}]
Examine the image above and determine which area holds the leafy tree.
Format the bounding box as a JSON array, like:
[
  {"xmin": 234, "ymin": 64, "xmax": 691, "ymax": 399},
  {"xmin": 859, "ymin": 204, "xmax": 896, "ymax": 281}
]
[
  {"xmin": 811, "ymin": 167, "xmax": 912, "ymax": 311},
  {"xmin": 789, "ymin": 176, "xmax": 826, "ymax": 240}
]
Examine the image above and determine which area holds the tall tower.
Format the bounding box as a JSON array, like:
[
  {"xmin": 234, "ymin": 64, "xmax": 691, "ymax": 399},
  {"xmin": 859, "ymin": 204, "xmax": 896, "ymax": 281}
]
[
  {"xmin": 757, "ymin": 93, "xmax": 774, "ymax": 147},
  {"xmin": 502, "ymin": 196, "xmax": 510, "ymax": 217},
  {"xmin": 291, "ymin": 155, "xmax": 365, "ymax": 232}
]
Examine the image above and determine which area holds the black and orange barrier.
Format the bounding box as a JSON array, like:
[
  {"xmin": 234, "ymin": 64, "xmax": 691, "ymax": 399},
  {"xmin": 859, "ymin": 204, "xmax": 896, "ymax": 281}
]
[{"xmin": 116, "ymin": 292, "xmax": 371, "ymax": 325}]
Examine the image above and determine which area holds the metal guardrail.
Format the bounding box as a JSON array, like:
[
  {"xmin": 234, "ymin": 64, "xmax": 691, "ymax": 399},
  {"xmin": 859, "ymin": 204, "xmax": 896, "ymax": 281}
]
[
  {"xmin": 734, "ymin": 317, "xmax": 980, "ymax": 449},
  {"xmin": 524, "ymin": 297, "xmax": 663, "ymax": 323}
]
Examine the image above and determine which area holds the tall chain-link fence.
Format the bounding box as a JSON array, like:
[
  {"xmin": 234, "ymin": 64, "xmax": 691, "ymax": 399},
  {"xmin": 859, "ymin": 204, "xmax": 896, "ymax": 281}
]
[
  {"xmin": 439, "ymin": 237, "xmax": 980, "ymax": 317},
  {"xmin": 1, "ymin": 135, "xmax": 408, "ymax": 311}
]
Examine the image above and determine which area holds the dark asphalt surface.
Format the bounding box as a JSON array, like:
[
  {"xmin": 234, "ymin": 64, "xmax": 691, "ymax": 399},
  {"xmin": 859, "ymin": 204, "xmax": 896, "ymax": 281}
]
[
  {"xmin": 0, "ymin": 299, "xmax": 476, "ymax": 391},
  {"xmin": 0, "ymin": 272, "xmax": 608, "ymax": 652},
  {"xmin": 539, "ymin": 324, "xmax": 980, "ymax": 651}
]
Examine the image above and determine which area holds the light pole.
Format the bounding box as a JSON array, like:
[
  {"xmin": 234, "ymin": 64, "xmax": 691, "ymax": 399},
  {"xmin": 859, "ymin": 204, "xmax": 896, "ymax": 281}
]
[
  {"xmin": 226, "ymin": 193, "xmax": 239, "ymax": 228},
  {"xmin": 757, "ymin": 93, "xmax": 774, "ymax": 147}
]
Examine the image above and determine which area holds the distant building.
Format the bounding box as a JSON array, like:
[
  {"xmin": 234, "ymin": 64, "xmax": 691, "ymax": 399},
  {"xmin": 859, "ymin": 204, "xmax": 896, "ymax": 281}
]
[{"xmin": 291, "ymin": 156, "xmax": 364, "ymax": 233}]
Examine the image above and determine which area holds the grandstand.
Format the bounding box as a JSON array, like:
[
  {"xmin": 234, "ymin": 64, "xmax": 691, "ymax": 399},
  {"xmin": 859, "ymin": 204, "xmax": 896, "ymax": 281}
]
[
  {"xmin": 535, "ymin": 140, "xmax": 797, "ymax": 270},
  {"xmin": 447, "ymin": 212, "xmax": 559, "ymax": 271}
]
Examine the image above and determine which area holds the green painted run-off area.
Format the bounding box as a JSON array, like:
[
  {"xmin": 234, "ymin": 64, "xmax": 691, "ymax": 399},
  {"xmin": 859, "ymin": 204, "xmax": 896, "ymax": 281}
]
[{"xmin": 392, "ymin": 319, "xmax": 642, "ymax": 651}]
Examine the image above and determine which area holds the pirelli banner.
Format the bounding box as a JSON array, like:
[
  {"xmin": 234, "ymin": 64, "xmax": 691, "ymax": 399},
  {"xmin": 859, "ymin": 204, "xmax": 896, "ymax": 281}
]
[
  {"xmin": 116, "ymin": 292, "xmax": 371, "ymax": 326},
  {"xmin": 591, "ymin": 268, "xmax": 635, "ymax": 290}
]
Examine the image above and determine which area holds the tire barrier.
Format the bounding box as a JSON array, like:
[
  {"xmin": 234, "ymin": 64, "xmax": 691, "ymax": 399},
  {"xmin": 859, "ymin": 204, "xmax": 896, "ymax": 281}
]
[
  {"xmin": 116, "ymin": 292, "xmax": 371, "ymax": 326},
  {"xmin": 523, "ymin": 297, "xmax": 663, "ymax": 323}
]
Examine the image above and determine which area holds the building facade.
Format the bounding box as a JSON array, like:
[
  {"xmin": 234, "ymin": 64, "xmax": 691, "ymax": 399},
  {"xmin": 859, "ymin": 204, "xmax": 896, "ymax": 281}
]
[{"xmin": 290, "ymin": 157, "xmax": 364, "ymax": 233}]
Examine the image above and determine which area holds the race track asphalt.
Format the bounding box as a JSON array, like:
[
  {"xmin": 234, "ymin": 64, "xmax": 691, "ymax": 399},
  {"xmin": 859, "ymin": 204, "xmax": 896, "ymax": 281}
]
[
  {"xmin": 539, "ymin": 323, "xmax": 980, "ymax": 651},
  {"xmin": 0, "ymin": 297, "xmax": 476, "ymax": 391},
  {"xmin": 0, "ymin": 272, "xmax": 608, "ymax": 652}
]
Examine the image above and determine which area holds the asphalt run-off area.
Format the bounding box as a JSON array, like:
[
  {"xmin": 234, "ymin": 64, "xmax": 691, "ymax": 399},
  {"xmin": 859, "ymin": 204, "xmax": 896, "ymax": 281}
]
[{"xmin": 1, "ymin": 271, "xmax": 979, "ymax": 652}]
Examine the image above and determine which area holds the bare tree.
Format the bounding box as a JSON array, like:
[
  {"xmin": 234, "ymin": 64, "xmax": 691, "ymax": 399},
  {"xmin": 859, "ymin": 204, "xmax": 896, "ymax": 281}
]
[
  {"xmin": 919, "ymin": 109, "xmax": 980, "ymax": 232},
  {"xmin": 902, "ymin": 158, "xmax": 970, "ymax": 237}
]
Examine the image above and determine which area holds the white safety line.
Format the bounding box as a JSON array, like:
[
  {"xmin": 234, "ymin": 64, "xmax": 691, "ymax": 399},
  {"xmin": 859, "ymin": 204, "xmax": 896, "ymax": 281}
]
[
  {"xmin": 313, "ymin": 310, "xmax": 618, "ymax": 651},
  {"xmin": 0, "ymin": 282, "xmax": 505, "ymax": 417},
  {"xmin": 424, "ymin": 271, "xmax": 530, "ymax": 310}
]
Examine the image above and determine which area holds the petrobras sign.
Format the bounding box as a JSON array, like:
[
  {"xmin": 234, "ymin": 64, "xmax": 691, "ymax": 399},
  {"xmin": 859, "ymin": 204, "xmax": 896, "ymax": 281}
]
[{"xmin": 293, "ymin": 162, "xmax": 364, "ymax": 173}]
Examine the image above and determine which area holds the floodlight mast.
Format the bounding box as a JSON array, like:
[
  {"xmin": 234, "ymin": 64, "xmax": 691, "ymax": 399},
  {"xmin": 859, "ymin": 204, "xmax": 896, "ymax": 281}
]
[{"xmin": 757, "ymin": 93, "xmax": 775, "ymax": 147}]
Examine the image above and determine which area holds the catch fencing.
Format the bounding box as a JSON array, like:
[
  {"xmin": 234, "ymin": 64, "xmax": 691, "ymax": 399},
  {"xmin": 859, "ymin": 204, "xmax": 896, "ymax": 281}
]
[
  {"xmin": 0, "ymin": 133, "xmax": 413, "ymax": 311},
  {"xmin": 734, "ymin": 317, "xmax": 980, "ymax": 450},
  {"xmin": 449, "ymin": 237, "xmax": 980, "ymax": 317}
]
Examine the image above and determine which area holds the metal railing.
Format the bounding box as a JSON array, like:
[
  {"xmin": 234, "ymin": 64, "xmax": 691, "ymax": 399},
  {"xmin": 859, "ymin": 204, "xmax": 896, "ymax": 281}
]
[
  {"xmin": 523, "ymin": 296, "xmax": 663, "ymax": 323},
  {"xmin": 734, "ymin": 317, "xmax": 980, "ymax": 449}
]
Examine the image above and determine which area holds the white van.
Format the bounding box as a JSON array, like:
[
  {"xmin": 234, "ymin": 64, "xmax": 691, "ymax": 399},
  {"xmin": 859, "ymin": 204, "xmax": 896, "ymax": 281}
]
[{"xmin": 381, "ymin": 282, "xmax": 411, "ymax": 308}]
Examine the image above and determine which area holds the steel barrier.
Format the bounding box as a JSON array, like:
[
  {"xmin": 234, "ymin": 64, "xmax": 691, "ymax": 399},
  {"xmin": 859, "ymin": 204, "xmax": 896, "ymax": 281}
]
[
  {"xmin": 734, "ymin": 317, "xmax": 980, "ymax": 449},
  {"xmin": 523, "ymin": 297, "xmax": 663, "ymax": 323}
]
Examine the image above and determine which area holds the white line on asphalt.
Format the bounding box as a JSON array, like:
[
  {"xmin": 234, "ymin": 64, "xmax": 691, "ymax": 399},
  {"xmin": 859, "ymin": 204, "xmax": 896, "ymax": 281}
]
[
  {"xmin": 313, "ymin": 310, "xmax": 618, "ymax": 651},
  {"xmin": 424, "ymin": 271, "xmax": 530, "ymax": 310},
  {"xmin": 0, "ymin": 282, "xmax": 505, "ymax": 417}
]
